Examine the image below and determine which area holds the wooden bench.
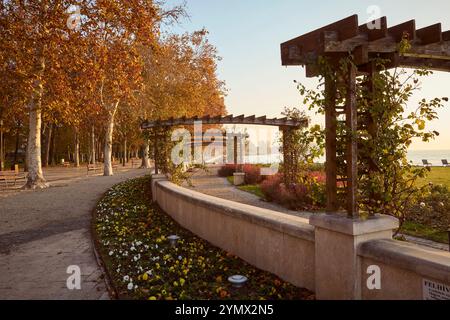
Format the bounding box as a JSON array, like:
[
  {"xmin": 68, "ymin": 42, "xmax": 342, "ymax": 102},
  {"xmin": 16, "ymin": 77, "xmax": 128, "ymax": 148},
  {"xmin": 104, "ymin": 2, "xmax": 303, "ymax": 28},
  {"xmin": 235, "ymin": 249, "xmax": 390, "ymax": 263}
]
[
  {"xmin": 0, "ymin": 170, "xmax": 26, "ymax": 187},
  {"xmin": 131, "ymin": 158, "xmax": 141, "ymax": 168},
  {"xmin": 86, "ymin": 164, "xmax": 98, "ymax": 175}
]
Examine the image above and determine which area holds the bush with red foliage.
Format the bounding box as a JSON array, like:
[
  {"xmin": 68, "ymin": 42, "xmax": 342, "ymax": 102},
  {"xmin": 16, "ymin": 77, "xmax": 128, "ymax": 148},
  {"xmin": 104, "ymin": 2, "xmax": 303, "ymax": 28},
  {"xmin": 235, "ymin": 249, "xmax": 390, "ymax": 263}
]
[
  {"xmin": 260, "ymin": 173, "xmax": 326, "ymax": 210},
  {"xmin": 242, "ymin": 164, "xmax": 262, "ymax": 185},
  {"xmin": 218, "ymin": 164, "xmax": 237, "ymax": 177},
  {"xmin": 218, "ymin": 164, "xmax": 263, "ymax": 185}
]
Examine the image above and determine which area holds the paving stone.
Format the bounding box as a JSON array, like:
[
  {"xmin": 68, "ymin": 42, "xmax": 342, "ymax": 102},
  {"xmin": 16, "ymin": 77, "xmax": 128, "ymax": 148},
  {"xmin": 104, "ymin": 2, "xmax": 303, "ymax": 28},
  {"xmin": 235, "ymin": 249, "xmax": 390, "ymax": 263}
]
[{"xmin": 0, "ymin": 168, "xmax": 150, "ymax": 300}]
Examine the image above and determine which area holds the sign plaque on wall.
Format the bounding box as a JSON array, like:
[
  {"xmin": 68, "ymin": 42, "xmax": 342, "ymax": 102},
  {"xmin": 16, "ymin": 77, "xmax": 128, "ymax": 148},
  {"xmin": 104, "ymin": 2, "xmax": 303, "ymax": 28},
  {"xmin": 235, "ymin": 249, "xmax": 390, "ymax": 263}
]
[{"xmin": 423, "ymin": 279, "xmax": 450, "ymax": 300}]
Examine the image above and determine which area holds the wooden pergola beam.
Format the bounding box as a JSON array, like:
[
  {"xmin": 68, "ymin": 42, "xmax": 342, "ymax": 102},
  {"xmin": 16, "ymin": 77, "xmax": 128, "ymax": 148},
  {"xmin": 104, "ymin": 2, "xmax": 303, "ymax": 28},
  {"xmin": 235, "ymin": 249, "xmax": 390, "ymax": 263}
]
[
  {"xmin": 345, "ymin": 64, "xmax": 358, "ymax": 217},
  {"xmin": 141, "ymin": 114, "xmax": 308, "ymax": 130},
  {"xmin": 387, "ymin": 19, "xmax": 416, "ymax": 42},
  {"xmin": 417, "ymin": 23, "xmax": 442, "ymax": 45},
  {"xmin": 325, "ymin": 75, "xmax": 338, "ymax": 212},
  {"xmin": 282, "ymin": 15, "xmax": 450, "ymax": 72},
  {"xmin": 359, "ymin": 17, "xmax": 388, "ymax": 42}
]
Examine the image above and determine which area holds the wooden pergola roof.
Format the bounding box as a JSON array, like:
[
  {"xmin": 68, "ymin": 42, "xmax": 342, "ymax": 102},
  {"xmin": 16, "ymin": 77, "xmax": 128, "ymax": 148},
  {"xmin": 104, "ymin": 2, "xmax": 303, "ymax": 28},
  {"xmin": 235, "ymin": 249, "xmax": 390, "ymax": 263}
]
[
  {"xmin": 281, "ymin": 15, "xmax": 450, "ymax": 218},
  {"xmin": 281, "ymin": 15, "xmax": 450, "ymax": 77},
  {"xmin": 141, "ymin": 114, "xmax": 308, "ymax": 130}
]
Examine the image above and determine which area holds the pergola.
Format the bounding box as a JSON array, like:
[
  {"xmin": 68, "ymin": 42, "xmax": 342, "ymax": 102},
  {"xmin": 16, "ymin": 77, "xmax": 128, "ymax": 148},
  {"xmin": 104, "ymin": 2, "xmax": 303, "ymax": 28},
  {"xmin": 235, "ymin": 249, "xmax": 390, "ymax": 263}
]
[
  {"xmin": 281, "ymin": 15, "xmax": 450, "ymax": 218},
  {"xmin": 141, "ymin": 114, "xmax": 308, "ymax": 174}
]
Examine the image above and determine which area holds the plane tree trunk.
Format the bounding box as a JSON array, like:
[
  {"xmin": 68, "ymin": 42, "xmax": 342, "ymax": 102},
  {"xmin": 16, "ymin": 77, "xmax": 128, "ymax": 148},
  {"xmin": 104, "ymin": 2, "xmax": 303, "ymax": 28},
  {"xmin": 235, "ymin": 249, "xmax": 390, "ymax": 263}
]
[
  {"xmin": 74, "ymin": 128, "xmax": 80, "ymax": 167},
  {"xmin": 141, "ymin": 140, "xmax": 151, "ymax": 168},
  {"xmin": 103, "ymin": 102, "xmax": 119, "ymax": 176}
]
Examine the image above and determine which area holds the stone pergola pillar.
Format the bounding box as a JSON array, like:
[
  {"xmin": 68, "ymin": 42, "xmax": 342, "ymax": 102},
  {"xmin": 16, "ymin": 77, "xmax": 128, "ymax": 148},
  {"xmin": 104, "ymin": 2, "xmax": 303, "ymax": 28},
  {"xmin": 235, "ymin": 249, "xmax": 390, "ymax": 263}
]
[{"xmin": 310, "ymin": 214, "xmax": 399, "ymax": 300}]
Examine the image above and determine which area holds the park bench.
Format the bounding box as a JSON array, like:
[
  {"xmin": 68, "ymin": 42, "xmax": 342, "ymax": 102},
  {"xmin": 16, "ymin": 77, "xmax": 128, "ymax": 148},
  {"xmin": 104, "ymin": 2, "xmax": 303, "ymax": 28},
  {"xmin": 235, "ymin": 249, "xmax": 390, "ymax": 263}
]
[
  {"xmin": 86, "ymin": 163, "xmax": 98, "ymax": 175},
  {"xmin": 442, "ymin": 159, "xmax": 449, "ymax": 167},
  {"xmin": 131, "ymin": 158, "xmax": 141, "ymax": 168},
  {"xmin": 0, "ymin": 169, "xmax": 26, "ymax": 187},
  {"xmin": 61, "ymin": 162, "xmax": 72, "ymax": 168}
]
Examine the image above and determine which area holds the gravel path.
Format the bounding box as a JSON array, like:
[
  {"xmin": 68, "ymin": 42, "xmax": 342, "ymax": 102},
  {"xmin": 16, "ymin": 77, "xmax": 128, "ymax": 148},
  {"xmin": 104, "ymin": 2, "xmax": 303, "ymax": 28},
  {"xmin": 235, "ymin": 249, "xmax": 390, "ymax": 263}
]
[{"xmin": 0, "ymin": 168, "xmax": 151, "ymax": 300}]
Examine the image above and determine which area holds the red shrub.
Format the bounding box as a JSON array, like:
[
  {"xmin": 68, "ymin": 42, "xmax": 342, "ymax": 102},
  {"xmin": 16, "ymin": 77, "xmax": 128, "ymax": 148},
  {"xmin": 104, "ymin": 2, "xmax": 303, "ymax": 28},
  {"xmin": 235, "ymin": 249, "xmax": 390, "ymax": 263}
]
[
  {"xmin": 260, "ymin": 174, "xmax": 283, "ymax": 202},
  {"xmin": 218, "ymin": 164, "xmax": 237, "ymax": 177},
  {"xmin": 243, "ymin": 164, "xmax": 262, "ymax": 185},
  {"xmin": 260, "ymin": 173, "xmax": 326, "ymax": 210},
  {"xmin": 218, "ymin": 164, "xmax": 263, "ymax": 185},
  {"xmin": 308, "ymin": 171, "xmax": 326, "ymax": 184}
]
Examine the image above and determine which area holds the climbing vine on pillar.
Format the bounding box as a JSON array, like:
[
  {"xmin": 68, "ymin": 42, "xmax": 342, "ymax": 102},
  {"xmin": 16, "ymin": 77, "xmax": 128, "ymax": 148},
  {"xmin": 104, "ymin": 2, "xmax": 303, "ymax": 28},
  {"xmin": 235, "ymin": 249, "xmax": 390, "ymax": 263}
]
[{"xmin": 296, "ymin": 55, "xmax": 447, "ymax": 227}]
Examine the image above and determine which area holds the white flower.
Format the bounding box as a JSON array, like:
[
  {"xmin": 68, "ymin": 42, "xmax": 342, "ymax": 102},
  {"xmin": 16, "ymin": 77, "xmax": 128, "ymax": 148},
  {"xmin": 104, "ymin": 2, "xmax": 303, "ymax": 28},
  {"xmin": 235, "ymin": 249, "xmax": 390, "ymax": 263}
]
[
  {"xmin": 439, "ymin": 202, "xmax": 445, "ymax": 207},
  {"xmin": 155, "ymin": 244, "xmax": 158, "ymax": 249},
  {"xmin": 420, "ymin": 202, "xmax": 426, "ymax": 208},
  {"xmin": 178, "ymin": 256, "xmax": 183, "ymax": 261},
  {"xmin": 123, "ymin": 275, "xmax": 129, "ymax": 282},
  {"xmin": 127, "ymin": 282, "xmax": 134, "ymax": 290},
  {"xmin": 109, "ymin": 251, "xmax": 114, "ymax": 256},
  {"xmin": 130, "ymin": 246, "xmax": 136, "ymax": 251}
]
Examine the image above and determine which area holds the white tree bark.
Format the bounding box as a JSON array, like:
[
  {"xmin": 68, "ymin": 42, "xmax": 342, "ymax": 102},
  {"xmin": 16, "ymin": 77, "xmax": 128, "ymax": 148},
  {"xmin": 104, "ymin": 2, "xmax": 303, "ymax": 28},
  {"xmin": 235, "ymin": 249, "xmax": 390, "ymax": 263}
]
[
  {"xmin": 25, "ymin": 53, "xmax": 48, "ymax": 189},
  {"xmin": 91, "ymin": 125, "xmax": 96, "ymax": 165},
  {"xmin": 74, "ymin": 129, "xmax": 80, "ymax": 167},
  {"xmin": 141, "ymin": 140, "xmax": 151, "ymax": 168},
  {"xmin": 103, "ymin": 102, "xmax": 119, "ymax": 176},
  {"xmin": 122, "ymin": 138, "xmax": 127, "ymax": 166},
  {"xmin": 25, "ymin": 96, "xmax": 47, "ymax": 188}
]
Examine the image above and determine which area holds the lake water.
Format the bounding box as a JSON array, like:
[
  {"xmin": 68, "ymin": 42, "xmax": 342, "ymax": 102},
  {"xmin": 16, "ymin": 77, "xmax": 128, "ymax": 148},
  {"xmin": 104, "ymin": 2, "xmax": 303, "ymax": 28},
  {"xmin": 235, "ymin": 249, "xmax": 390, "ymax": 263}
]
[
  {"xmin": 407, "ymin": 150, "xmax": 450, "ymax": 166},
  {"xmin": 242, "ymin": 150, "xmax": 450, "ymax": 166}
]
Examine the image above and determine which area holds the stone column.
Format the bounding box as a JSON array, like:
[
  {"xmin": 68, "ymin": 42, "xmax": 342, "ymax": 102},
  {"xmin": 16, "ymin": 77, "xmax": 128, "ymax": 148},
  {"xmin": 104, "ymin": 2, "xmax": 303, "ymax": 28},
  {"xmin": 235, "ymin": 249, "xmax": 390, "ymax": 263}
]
[{"xmin": 310, "ymin": 213, "xmax": 399, "ymax": 300}]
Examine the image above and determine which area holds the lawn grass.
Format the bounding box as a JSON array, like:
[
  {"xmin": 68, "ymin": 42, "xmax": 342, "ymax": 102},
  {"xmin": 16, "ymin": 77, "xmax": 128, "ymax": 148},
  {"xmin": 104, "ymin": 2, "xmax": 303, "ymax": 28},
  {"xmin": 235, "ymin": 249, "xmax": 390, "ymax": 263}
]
[
  {"xmin": 402, "ymin": 221, "xmax": 449, "ymax": 244},
  {"xmin": 226, "ymin": 176, "xmax": 265, "ymax": 199},
  {"xmin": 416, "ymin": 167, "xmax": 450, "ymax": 188},
  {"xmin": 238, "ymin": 185, "xmax": 265, "ymax": 199},
  {"xmin": 225, "ymin": 170, "xmax": 450, "ymax": 245}
]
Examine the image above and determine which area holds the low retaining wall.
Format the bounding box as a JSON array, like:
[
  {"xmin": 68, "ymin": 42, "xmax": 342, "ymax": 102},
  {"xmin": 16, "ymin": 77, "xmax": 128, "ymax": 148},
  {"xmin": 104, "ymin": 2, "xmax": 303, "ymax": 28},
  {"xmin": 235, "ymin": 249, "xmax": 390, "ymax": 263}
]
[
  {"xmin": 152, "ymin": 175, "xmax": 315, "ymax": 291},
  {"xmin": 151, "ymin": 175, "xmax": 450, "ymax": 300},
  {"xmin": 359, "ymin": 239, "xmax": 450, "ymax": 300}
]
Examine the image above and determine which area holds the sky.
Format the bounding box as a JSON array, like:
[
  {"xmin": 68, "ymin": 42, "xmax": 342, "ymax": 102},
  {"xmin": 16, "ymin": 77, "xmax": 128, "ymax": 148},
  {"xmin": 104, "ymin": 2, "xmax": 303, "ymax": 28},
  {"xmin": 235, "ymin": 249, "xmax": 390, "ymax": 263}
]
[{"xmin": 164, "ymin": 0, "xmax": 450, "ymax": 151}]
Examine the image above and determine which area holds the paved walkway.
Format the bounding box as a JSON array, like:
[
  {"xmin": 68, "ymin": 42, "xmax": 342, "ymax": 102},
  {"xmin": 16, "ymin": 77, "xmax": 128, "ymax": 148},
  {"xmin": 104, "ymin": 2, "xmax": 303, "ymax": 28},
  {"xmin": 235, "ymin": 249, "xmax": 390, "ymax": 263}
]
[
  {"xmin": 0, "ymin": 167, "xmax": 151, "ymax": 299},
  {"xmin": 184, "ymin": 168, "xmax": 312, "ymax": 219},
  {"xmin": 185, "ymin": 168, "xmax": 449, "ymax": 252}
]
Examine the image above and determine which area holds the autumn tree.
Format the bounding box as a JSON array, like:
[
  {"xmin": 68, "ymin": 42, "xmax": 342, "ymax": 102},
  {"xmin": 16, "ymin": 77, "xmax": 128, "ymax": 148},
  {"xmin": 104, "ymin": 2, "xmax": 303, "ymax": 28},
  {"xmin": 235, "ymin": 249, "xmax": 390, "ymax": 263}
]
[{"xmin": 139, "ymin": 29, "xmax": 227, "ymax": 176}]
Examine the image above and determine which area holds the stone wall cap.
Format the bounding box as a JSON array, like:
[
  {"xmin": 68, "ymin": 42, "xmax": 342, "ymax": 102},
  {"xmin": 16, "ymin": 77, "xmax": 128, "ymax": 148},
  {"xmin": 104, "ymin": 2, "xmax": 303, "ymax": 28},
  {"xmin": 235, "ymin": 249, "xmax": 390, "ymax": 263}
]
[
  {"xmin": 151, "ymin": 174, "xmax": 168, "ymax": 180},
  {"xmin": 359, "ymin": 239, "xmax": 450, "ymax": 283},
  {"xmin": 156, "ymin": 180, "xmax": 315, "ymax": 242},
  {"xmin": 309, "ymin": 213, "xmax": 399, "ymax": 236}
]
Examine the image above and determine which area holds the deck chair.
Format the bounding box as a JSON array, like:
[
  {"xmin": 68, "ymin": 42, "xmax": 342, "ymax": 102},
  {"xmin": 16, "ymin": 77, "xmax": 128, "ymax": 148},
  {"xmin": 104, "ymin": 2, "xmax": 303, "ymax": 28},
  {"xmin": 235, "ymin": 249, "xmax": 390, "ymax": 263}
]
[
  {"xmin": 442, "ymin": 159, "xmax": 449, "ymax": 167},
  {"xmin": 422, "ymin": 160, "xmax": 432, "ymax": 167}
]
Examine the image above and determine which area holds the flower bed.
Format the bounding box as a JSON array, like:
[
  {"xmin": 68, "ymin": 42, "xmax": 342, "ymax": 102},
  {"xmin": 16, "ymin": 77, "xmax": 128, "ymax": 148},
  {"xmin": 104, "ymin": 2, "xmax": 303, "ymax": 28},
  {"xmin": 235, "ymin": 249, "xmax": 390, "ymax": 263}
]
[{"xmin": 94, "ymin": 176, "xmax": 314, "ymax": 300}]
